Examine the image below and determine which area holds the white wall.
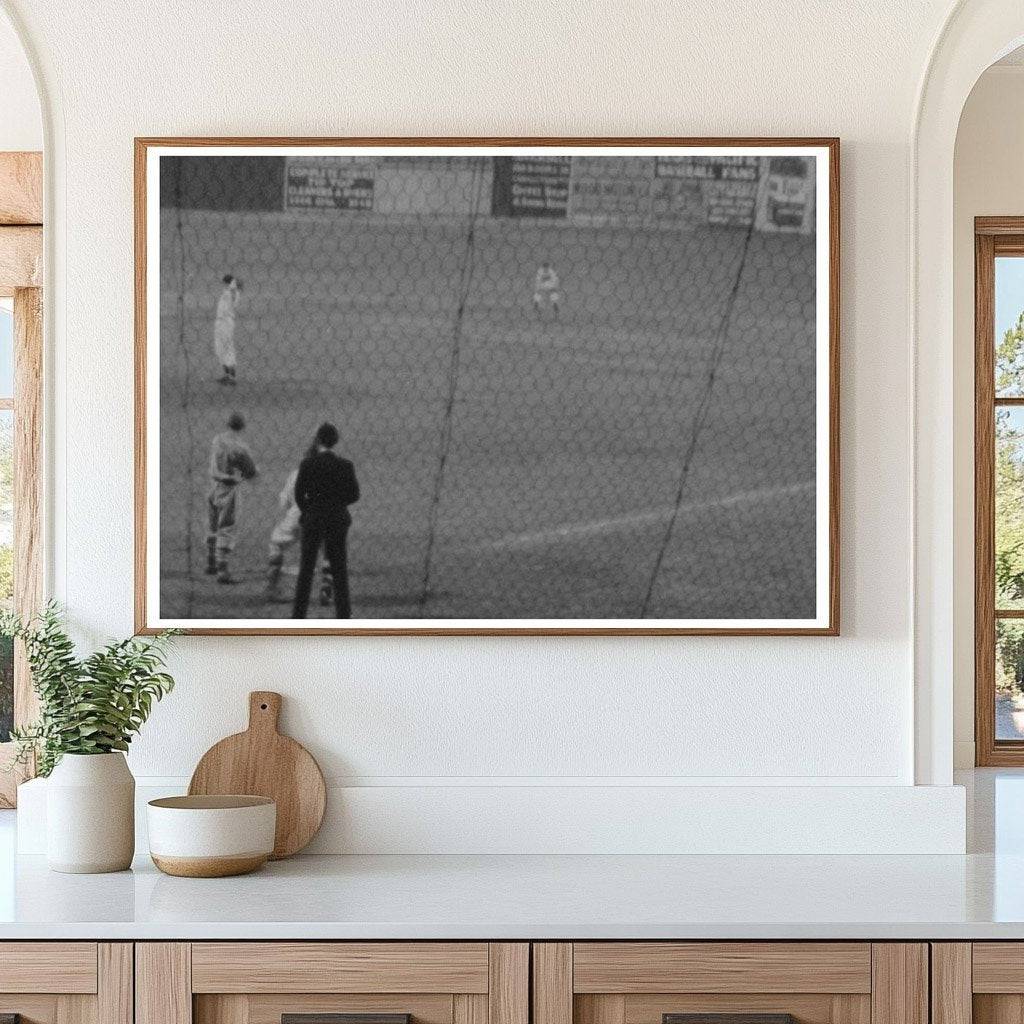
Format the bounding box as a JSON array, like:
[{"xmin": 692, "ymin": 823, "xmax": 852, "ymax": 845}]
[
  {"xmin": 0, "ymin": 9, "xmax": 40, "ymax": 151},
  {"xmin": 952, "ymin": 66, "xmax": 1024, "ymax": 768},
  {"xmin": 0, "ymin": 0, "xmax": 973, "ymax": 851}
]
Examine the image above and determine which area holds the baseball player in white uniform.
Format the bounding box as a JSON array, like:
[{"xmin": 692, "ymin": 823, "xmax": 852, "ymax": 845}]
[
  {"xmin": 206, "ymin": 412, "xmax": 258, "ymax": 584},
  {"xmin": 533, "ymin": 261, "xmax": 561, "ymax": 316},
  {"xmin": 265, "ymin": 455, "xmax": 333, "ymax": 606},
  {"xmin": 214, "ymin": 274, "xmax": 242, "ymax": 385}
]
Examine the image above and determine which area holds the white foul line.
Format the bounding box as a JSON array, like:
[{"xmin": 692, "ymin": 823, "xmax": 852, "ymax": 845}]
[{"xmin": 455, "ymin": 479, "xmax": 816, "ymax": 554}]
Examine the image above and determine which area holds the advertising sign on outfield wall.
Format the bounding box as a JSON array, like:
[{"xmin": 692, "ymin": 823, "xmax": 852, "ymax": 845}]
[
  {"xmin": 651, "ymin": 155, "xmax": 815, "ymax": 233},
  {"xmin": 276, "ymin": 155, "xmax": 814, "ymax": 231},
  {"xmin": 653, "ymin": 155, "xmax": 761, "ymax": 227},
  {"xmin": 284, "ymin": 156, "xmax": 375, "ymax": 211},
  {"xmin": 491, "ymin": 156, "xmax": 571, "ymax": 217},
  {"xmin": 569, "ymin": 156, "xmax": 653, "ymax": 224},
  {"xmin": 756, "ymin": 156, "xmax": 815, "ymax": 234},
  {"xmin": 656, "ymin": 155, "xmax": 762, "ymax": 182}
]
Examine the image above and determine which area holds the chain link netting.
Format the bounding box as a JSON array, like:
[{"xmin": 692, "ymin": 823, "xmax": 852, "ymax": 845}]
[{"xmin": 157, "ymin": 153, "xmax": 819, "ymax": 621}]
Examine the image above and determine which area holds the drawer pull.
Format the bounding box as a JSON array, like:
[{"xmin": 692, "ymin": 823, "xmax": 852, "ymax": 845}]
[
  {"xmin": 283, "ymin": 1016, "xmax": 411, "ymax": 1024},
  {"xmin": 665, "ymin": 1016, "xmax": 796, "ymax": 1024}
]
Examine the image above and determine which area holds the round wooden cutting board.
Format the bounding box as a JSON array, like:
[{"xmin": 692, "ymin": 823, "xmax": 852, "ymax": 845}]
[{"xmin": 188, "ymin": 691, "xmax": 326, "ymax": 859}]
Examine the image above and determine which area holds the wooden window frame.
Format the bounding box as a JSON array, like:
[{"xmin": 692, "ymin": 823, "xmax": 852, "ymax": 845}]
[
  {"xmin": 0, "ymin": 151, "xmax": 43, "ymax": 806},
  {"xmin": 974, "ymin": 217, "xmax": 1024, "ymax": 764}
]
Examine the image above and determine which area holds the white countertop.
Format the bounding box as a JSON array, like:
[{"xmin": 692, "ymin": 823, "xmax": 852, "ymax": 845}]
[
  {"xmin": 1, "ymin": 769, "xmax": 1022, "ymax": 941},
  {"xmin": 0, "ymin": 849, "xmax": 1022, "ymax": 940}
]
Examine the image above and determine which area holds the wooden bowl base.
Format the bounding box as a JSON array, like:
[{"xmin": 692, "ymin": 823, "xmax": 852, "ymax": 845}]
[{"xmin": 151, "ymin": 853, "xmax": 268, "ymax": 878}]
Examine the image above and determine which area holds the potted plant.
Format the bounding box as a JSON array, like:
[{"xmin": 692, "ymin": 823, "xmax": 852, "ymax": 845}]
[{"xmin": 1, "ymin": 603, "xmax": 178, "ymax": 873}]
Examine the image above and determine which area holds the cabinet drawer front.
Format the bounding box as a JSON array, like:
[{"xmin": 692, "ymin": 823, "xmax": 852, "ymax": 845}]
[
  {"xmin": 973, "ymin": 944, "xmax": 1024, "ymax": 992},
  {"xmin": 0, "ymin": 943, "xmax": 98, "ymax": 994},
  {"xmin": 192, "ymin": 943, "xmax": 491, "ymax": 994},
  {"xmin": 573, "ymin": 944, "xmax": 872, "ymax": 994}
]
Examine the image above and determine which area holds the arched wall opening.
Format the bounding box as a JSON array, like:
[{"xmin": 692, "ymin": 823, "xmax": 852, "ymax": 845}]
[
  {"xmin": 915, "ymin": 0, "xmax": 1024, "ymax": 784},
  {"xmin": 951, "ymin": 47, "xmax": 1024, "ymax": 768}
]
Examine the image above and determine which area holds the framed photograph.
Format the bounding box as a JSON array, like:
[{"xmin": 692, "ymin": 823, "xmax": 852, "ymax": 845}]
[{"xmin": 135, "ymin": 137, "xmax": 839, "ymax": 635}]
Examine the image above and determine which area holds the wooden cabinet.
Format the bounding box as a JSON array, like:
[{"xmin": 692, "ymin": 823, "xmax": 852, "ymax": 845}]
[
  {"xmin": 0, "ymin": 942, "xmax": 132, "ymax": 1024},
  {"xmin": 136, "ymin": 943, "xmax": 528, "ymax": 1024},
  {"xmin": 0, "ymin": 938, "xmax": 936, "ymax": 1024},
  {"xmin": 532, "ymin": 944, "xmax": 928, "ymax": 1024}
]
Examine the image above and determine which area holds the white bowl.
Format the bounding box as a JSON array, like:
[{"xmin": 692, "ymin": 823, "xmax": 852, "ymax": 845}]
[{"xmin": 147, "ymin": 795, "xmax": 276, "ymax": 877}]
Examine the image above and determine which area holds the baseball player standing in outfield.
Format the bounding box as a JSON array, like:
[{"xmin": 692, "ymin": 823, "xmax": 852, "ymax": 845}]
[
  {"xmin": 206, "ymin": 412, "xmax": 258, "ymax": 584},
  {"xmin": 265, "ymin": 440, "xmax": 334, "ymax": 606},
  {"xmin": 292, "ymin": 422, "xmax": 360, "ymax": 619},
  {"xmin": 533, "ymin": 260, "xmax": 561, "ymax": 317},
  {"xmin": 214, "ymin": 274, "xmax": 242, "ymax": 385}
]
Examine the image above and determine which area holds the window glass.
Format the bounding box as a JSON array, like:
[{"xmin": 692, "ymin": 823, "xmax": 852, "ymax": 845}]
[
  {"xmin": 0, "ymin": 301, "xmax": 12, "ymax": 400},
  {"xmin": 997, "ymin": 619, "xmax": 1024, "ymax": 740},
  {"xmin": 0, "ymin": 403, "xmax": 10, "ymax": 742},
  {"xmin": 996, "ymin": 257, "xmax": 1024, "ymax": 396},
  {"xmin": 997, "ymin": 407, "xmax": 1024, "ymax": 609}
]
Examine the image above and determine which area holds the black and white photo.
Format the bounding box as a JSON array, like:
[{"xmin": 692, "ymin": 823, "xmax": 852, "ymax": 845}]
[{"xmin": 136, "ymin": 140, "xmax": 838, "ymax": 634}]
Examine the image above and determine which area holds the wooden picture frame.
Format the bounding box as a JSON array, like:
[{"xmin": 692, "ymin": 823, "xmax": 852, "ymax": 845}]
[{"xmin": 135, "ymin": 137, "xmax": 840, "ymax": 636}]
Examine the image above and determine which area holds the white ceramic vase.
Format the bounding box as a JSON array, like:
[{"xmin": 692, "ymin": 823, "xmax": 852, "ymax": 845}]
[{"xmin": 46, "ymin": 752, "xmax": 135, "ymax": 873}]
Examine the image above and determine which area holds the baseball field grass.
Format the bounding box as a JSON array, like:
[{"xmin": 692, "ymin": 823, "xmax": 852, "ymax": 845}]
[{"xmin": 157, "ymin": 209, "xmax": 817, "ymax": 621}]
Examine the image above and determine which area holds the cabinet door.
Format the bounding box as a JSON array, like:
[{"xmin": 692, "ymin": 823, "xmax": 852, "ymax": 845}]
[
  {"xmin": 936, "ymin": 943, "xmax": 1024, "ymax": 1024},
  {"xmin": 0, "ymin": 942, "xmax": 132, "ymax": 1024},
  {"xmin": 534, "ymin": 944, "xmax": 927, "ymax": 1024},
  {"xmin": 137, "ymin": 943, "xmax": 528, "ymax": 1024}
]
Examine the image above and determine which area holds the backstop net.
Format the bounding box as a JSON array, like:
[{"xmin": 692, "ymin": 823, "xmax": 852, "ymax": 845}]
[{"xmin": 157, "ymin": 153, "xmax": 818, "ymax": 620}]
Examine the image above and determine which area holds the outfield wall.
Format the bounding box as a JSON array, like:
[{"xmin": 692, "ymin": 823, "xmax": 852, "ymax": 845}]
[{"xmin": 159, "ymin": 155, "xmax": 816, "ymax": 234}]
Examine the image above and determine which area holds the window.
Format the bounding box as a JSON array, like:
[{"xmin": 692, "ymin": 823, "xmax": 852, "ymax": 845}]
[
  {"xmin": 0, "ymin": 289, "xmax": 40, "ymax": 805},
  {"xmin": 974, "ymin": 220, "xmax": 1024, "ymax": 764},
  {"xmin": 0, "ymin": 151, "xmax": 42, "ymax": 806},
  {"xmin": 0, "ymin": 299, "xmax": 11, "ymax": 745}
]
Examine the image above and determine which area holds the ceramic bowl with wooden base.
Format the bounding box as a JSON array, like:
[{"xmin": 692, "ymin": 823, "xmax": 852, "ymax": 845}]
[{"xmin": 147, "ymin": 795, "xmax": 276, "ymax": 877}]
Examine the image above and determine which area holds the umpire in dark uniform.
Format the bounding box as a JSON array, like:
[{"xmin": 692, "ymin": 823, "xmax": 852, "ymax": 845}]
[{"xmin": 292, "ymin": 422, "xmax": 360, "ymax": 619}]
